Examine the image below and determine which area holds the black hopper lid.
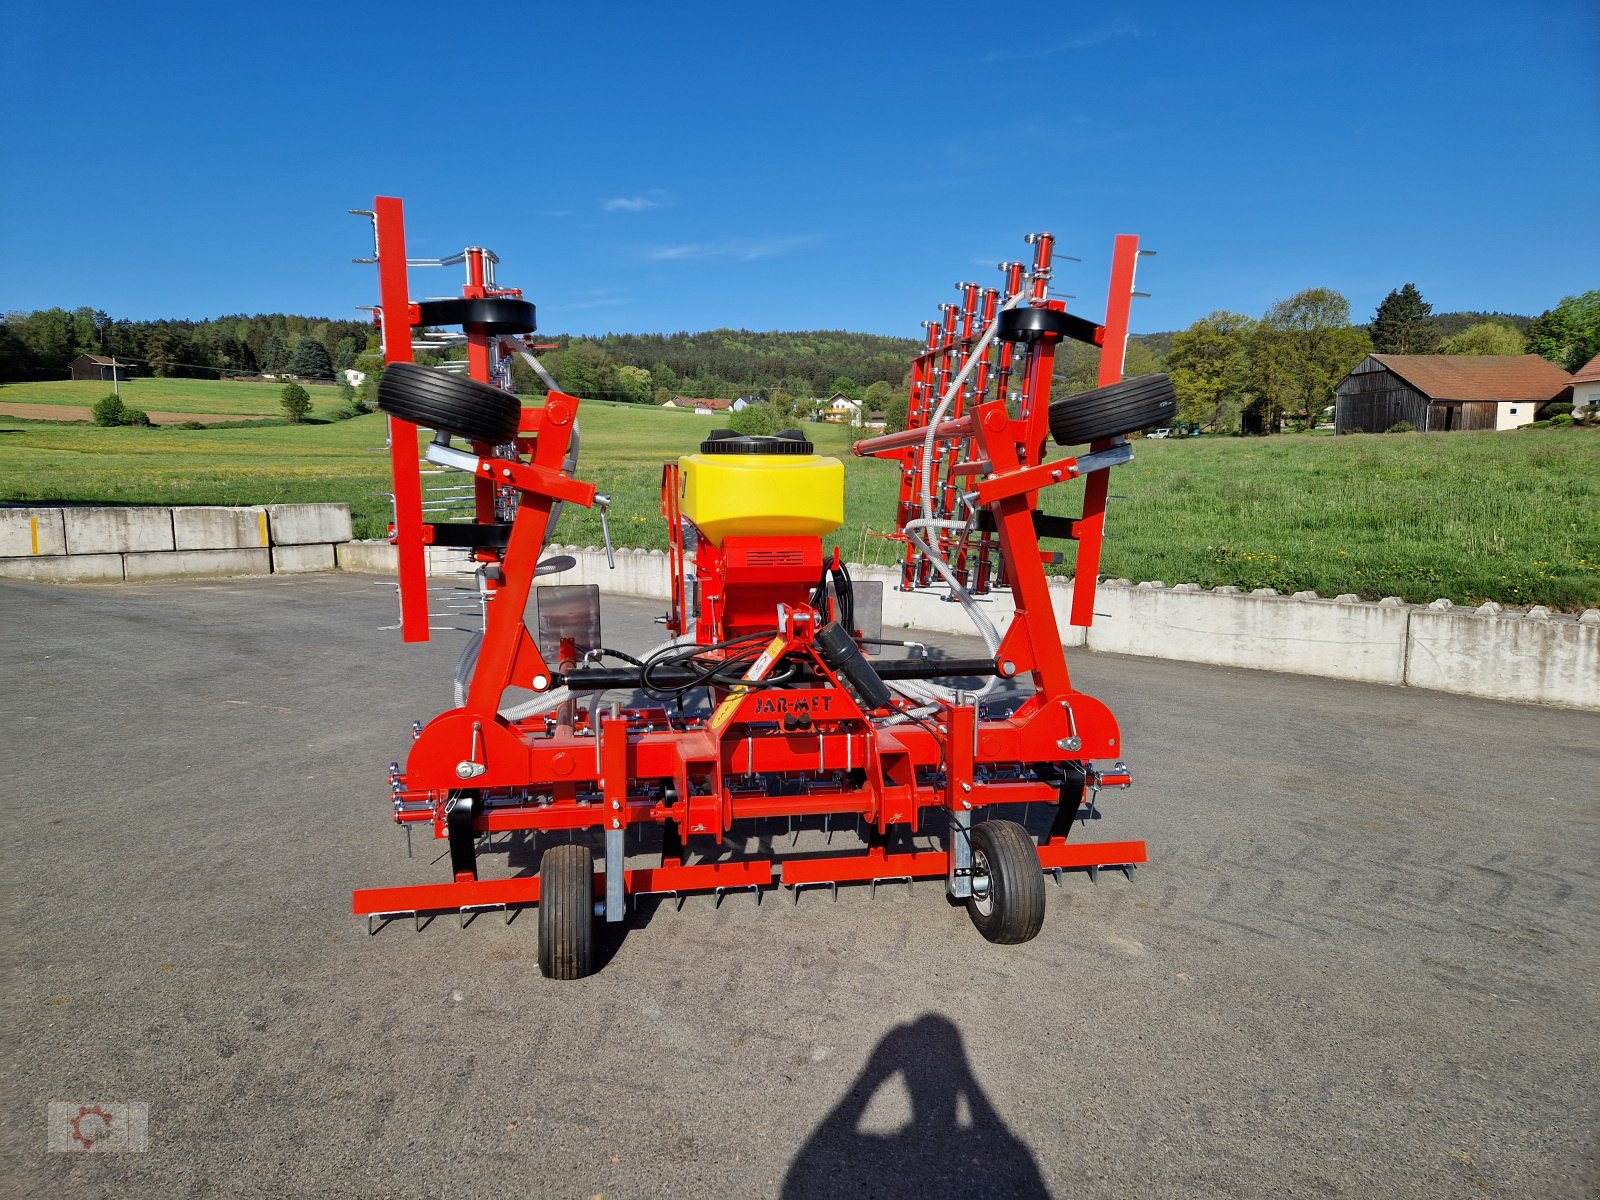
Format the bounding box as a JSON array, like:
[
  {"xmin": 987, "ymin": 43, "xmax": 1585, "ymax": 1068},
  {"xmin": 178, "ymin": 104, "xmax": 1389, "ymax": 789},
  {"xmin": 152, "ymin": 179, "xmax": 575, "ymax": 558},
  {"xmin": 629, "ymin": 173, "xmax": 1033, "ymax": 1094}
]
[{"xmin": 699, "ymin": 428, "xmax": 814, "ymax": 455}]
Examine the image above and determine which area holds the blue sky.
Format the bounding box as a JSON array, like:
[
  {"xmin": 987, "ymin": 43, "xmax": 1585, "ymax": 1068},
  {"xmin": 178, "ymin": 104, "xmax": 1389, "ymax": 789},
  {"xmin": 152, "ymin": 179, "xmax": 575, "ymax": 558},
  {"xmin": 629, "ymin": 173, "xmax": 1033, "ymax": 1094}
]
[{"xmin": 3, "ymin": 1, "xmax": 1595, "ymax": 339}]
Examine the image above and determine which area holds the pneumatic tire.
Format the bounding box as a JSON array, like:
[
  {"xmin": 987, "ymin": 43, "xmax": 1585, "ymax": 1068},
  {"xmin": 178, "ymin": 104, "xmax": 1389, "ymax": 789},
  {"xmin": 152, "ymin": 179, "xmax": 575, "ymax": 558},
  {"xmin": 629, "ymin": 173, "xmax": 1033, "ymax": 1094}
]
[
  {"xmin": 538, "ymin": 843, "xmax": 595, "ymax": 980},
  {"xmin": 1048, "ymin": 374, "xmax": 1177, "ymax": 446},
  {"xmin": 377, "ymin": 362, "xmax": 522, "ymax": 444},
  {"xmin": 966, "ymin": 820, "xmax": 1046, "ymax": 945}
]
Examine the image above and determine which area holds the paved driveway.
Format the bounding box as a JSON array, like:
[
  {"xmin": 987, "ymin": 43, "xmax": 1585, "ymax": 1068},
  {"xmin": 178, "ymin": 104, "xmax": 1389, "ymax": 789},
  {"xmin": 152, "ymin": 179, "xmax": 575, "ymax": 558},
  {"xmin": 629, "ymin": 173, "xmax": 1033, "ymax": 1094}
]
[{"xmin": 1, "ymin": 574, "xmax": 1594, "ymax": 1198}]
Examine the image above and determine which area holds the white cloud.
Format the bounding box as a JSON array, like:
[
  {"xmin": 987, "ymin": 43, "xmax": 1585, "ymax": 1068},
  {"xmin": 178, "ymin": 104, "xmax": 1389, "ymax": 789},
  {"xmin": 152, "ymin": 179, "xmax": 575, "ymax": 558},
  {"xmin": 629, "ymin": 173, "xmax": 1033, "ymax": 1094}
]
[
  {"xmin": 982, "ymin": 21, "xmax": 1137, "ymax": 63},
  {"xmin": 602, "ymin": 190, "xmax": 668, "ymax": 213},
  {"xmin": 644, "ymin": 235, "xmax": 817, "ymax": 263}
]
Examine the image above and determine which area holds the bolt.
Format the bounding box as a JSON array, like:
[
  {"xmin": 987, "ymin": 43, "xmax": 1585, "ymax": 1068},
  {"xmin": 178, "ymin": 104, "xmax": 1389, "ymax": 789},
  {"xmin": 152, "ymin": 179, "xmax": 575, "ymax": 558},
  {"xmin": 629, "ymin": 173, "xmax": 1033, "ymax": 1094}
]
[
  {"xmin": 1000, "ymin": 660, "xmax": 1016, "ymax": 676},
  {"xmin": 502, "ymin": 467, "xmax": 512, "ymax": 478},
  {"xmin": 611, "ymin": 818, "xmax": 621, "ymax": 829},
  {"xmin": 611, "ymin": 799, "xmax": 620, "ymax": 810},
  {"xmin": 961, "ymin": 782, "xmax": 972, "ymax": 793}
]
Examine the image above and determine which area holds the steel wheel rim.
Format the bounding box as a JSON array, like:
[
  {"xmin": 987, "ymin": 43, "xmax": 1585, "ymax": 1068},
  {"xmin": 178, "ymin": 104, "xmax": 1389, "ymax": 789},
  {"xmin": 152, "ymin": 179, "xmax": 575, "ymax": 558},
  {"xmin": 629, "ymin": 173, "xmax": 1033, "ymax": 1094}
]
[{"xmin": 971, "ymin": 848, "xmax": 994, "ymax": 917}]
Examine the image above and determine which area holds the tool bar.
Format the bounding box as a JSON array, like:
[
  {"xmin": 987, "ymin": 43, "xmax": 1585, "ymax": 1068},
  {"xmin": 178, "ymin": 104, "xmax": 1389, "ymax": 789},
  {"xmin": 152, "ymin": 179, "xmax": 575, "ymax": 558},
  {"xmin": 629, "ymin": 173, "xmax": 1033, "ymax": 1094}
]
[{"xmin": 557, "ymin": 657, "xmax": 1000, "ymax": 692}]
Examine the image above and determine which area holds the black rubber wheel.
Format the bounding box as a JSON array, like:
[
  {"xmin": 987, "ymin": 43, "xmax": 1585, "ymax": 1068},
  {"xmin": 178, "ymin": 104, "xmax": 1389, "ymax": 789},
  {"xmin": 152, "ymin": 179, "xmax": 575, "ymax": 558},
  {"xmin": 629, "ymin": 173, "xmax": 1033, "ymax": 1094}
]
[
  {"xmin": 414, "ymin": 297, "xmax": 537, "ymax": 335},
  {"xmin": 377, "ymin": 362, "xmax": 522, "ymax": 444},
  {"xmin": 966, "ymin": 819, "xmax": 1046, "ymax": 945},
  {"xmin": 1048, "ymin": 374, "xmax": 1178, "ymax": 446},
  {"xmin": 996, "ymin": 306, "xmax": 1101, "ymax": 347},
  {"xmin": 538, "ymin": 843, "xmax": 595, "ymax": 980}
]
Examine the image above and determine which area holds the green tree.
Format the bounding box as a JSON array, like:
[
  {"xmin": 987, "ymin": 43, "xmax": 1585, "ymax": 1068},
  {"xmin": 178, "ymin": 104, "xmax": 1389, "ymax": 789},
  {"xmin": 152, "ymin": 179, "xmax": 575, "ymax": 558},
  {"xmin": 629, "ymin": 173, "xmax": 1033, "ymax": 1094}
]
[
  {"xmin": 92, "ymin": 393, "xmax": 126, "ymax": 426},
  {"xmin": 1250, "ymin": 289, "xmax": 1370, "ymax": 433},
  {"xmin": 280, "ymin": 382, "xmax": 312, "ymax": 423},
  {"xmin": 863, "ymin": 380, "xmax": 894, "ymax": 419},
  {"xmin": 260, "ymin": 334, "xmax": 288, "ymax": 374},
  {"xmin": 143, "ymin": 326, "xmax": 184, "ymax": 377},
  {"xmin": 1439, "ymin": 320, "xmax": 1525, "ymax": 356},
  {"xmin": 553, "ymin": 341, "xmax": 620, "ymax": 400},
  {"xmin": 1167, "ymin": 311, "xmax": 1256, "ymax": 433},
  {"xmin": 288, "ymin": 337, "xmax": 333, "ymax": 380},
  {"xmin": 1525, "ymin": 290, "xmax": 1600, "ymax": 372},
  {"xmin": 333, "ymin": 336, "xmax": 359, "ymax": 372},
  {"xmin": 617, "ymin": 364, "xmax": 653, "ymax": 404},
  {"xmin": 828, "ymin": 375, "xmax": 860, "ymax": 402},
  {"xmin": 1369, "ymin": 283, "xmax": 1438, "ymax": 354},
  {"xmin": 728, "ymin": 403, "xmax": 778, "ymax": 435},
  {"xmin": 883, "ymin": 391, "xmax": 910, "ymax": 433}
]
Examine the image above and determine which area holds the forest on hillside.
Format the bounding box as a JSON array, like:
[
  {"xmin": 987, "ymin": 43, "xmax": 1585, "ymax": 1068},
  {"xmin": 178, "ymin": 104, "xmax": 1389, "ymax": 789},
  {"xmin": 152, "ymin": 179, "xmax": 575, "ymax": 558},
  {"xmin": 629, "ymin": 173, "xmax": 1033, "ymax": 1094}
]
[
  {"xmin": 0, "ymin": 308, "xmax": 373, "ymax": 383},
  {"xmin": 5, "ymin": 286, "xmax": 1592, "ymax": 437}
]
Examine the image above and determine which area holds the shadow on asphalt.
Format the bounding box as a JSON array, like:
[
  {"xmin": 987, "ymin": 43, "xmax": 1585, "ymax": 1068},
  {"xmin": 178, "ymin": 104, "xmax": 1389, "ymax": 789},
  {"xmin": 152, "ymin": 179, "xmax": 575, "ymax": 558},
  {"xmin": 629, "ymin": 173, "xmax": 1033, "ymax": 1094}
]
[{"xmin": 782, "ymin": 1014, "xmax": 1047, "ymax": 1199}]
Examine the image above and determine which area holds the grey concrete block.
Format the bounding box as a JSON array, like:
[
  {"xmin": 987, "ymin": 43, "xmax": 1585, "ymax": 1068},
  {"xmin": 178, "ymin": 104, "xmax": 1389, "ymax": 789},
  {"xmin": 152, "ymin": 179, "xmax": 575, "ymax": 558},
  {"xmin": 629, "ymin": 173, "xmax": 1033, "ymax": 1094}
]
[
  {"xmin": 336, "ymin": 540, "xmax": 398, "ymax": 574},
  {"xmin": 272, "ymin": 543, "xmax": 337, "ymax": 574},
  {"xmin": 1405, "ymin": 608, "xmax": 1599, "ymax": 709},
  {"xmin": 124, "ymin": 548, "xmax": 272, "ymax": 580},
  {"xmin": 0, "ymin": 552, "xmax": 124, "ymax": 583},
  {"xmin": 0, "ymin": 507, "xmax": 68, "ymax": 557},
  {"xmin": 1087, "ymin": 584, "xmax": 1409, "ymax": 685},
  {"xmin": 173, "ymin": 506, "xmax": 271, "ymax": 551},
  {"xmin": 267, "ymin": 504, "xmax": 352, "ymax": 546},
  {"xmin": 64, "ymin": 507, "xmax": 174, "ymax": 554}
]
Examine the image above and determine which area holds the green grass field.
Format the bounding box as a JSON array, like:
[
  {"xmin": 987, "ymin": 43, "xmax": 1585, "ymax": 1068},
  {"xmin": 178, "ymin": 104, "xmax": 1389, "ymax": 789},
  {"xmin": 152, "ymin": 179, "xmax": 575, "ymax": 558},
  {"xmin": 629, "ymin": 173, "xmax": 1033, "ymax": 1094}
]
[
  {"xmin": 1, "ymin": 398, "xmax": 1595, "ymax": 608},
  {"xmin": 0, "ymin": 377, "xmax": 346, "ymax": 418}
]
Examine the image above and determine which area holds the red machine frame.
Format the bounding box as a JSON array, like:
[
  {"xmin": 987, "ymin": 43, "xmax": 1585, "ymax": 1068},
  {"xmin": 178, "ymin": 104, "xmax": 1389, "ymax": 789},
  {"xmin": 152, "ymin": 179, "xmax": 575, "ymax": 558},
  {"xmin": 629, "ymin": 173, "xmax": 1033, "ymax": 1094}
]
[{"xmin": 350, "ymin": 197, "xmax": 1148, "ymax": 951}]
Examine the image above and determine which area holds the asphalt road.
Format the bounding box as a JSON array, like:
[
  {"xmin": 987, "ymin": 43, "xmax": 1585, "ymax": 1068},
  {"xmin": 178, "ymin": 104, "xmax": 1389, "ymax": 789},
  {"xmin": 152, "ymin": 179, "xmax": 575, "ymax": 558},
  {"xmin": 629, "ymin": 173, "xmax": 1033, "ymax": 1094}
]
[{"xmin": 1, "ymin": 574, "xmax": 1595, "ymax": 1199}]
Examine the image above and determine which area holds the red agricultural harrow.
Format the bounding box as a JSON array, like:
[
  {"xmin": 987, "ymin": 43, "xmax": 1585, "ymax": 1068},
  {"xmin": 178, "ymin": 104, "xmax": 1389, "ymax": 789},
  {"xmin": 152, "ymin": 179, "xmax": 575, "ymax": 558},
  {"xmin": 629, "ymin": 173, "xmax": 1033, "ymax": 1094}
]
[{"xmin": 349, "ymin": 196, "xmax": 1175, "ymax": 978}]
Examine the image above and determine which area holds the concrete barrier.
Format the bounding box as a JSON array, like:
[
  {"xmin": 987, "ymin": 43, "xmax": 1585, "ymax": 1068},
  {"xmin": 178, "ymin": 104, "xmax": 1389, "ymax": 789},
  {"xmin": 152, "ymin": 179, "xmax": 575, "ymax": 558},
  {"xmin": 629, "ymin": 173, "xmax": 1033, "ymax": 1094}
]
[
  {"xmin": 7, "ymin": 516, "xmax": 1595, "ymax": 710},
  {"xmin": 64, "ymin": 507, "xmax": 174, "ymax": 554},
  {"xmin": 1405, "ymin": 602, "xmax": 1600, "ymax": 708},
  {"xmin": 173, "ymin": 506, "xmax": 271, "ymax": 551},
  {"xmin": 0, "ymin": 504, "xmax": 350, "ymax": 585},
  {"xmin": 0, "ymin": 552, "xmax": 124, "ymax": 583},
  {"xmin": 1086, "ymin": 581, "xmax": 1410, "ymax": 685},
  {"xmin": 126, "ymin": 548, "xmax": 273, "ymax": 581},
  {"xmin": 268, "ymin": 503, "xmax": 353, "ymax": 546},
  {"xmin": 0, "ymin": 508, "xmax": 67, "ymax": 557},
  {"xmin": 361, "ymin": 544, "xmax": 1584, "ymax": 710},
  {"xmin": 272, "ymin": 543, "xmax": 337, "ymax": 574}
]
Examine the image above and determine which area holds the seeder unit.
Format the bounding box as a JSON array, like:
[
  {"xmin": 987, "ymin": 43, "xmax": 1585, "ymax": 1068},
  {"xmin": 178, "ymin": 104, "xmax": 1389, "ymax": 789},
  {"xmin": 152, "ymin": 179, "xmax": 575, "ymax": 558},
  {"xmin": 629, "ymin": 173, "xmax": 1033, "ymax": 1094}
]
[{"xmin": 350, "ymin": 197, "xmax": 1176, "ymax": 978}]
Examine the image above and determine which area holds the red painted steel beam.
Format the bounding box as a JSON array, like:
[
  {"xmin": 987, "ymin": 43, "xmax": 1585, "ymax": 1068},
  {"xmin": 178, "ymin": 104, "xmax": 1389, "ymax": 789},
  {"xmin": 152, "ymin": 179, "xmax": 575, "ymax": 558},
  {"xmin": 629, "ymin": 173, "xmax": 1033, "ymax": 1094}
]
[
  {"xmin": 1069, "ymin": 234, "xmax": 1140, "ymax": 628},
  {"xmin": 781, "ymin": 850, "xmax": 950, "ymax": 886},
  {"xmin": 1036, "ymin": 840, "xmax": 1147, "ymax": 869},
  {"xmin": 374, "ymin": 196, "xmax": 430, "ymax": 643}
]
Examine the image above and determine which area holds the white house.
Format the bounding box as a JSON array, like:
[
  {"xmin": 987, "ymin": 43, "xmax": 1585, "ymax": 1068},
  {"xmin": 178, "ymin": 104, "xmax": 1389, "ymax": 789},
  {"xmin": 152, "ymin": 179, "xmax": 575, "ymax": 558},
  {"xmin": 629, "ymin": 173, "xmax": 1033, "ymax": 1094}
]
[
  {"xmin": 342, "ymin": 368, "xmax": 367, "ymax": 388},
  {"xmin": 818, "ymin": 392, "xmax": 861, "ymax": 425},
  {"xmin": 1569, "ymin": 353, "xmax": 1600, "ymax": 417}
]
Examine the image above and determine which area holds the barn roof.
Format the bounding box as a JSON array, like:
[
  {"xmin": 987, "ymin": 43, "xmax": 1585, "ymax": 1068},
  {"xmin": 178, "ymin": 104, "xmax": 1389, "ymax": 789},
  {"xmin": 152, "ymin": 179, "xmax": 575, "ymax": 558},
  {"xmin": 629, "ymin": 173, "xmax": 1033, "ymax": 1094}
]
[
  {"xmin": 1569, "ymin": 353, "xmax": 1600, "ymax": 385},
  {"xmin": 73, "ymin": 354, "xmax": 116, "ymax": 365},
  {"xmin": 1369, "ymin": 354, "xmax": 1571, "ymax": 402}
]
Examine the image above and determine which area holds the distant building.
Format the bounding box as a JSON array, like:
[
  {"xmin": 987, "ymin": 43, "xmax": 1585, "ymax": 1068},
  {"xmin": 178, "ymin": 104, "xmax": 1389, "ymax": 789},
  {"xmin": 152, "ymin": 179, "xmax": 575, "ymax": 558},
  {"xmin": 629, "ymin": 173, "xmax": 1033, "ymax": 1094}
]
[
  {"xmin": 1333, "ymin": 354, "xmax": 1571, "ymax": 434},
  {"xmin": 661, "ymin": 396, "xmax": 734, "ymax": 416},
  {"xmin": 818, "ymin": 392, "xmax": 861, "ymax": 425},
  {"xmin": 69, "ymin": 354, "xmax": 133, "ymax": 382},
  {"xmin": 341, "ymin": 368, "xmax": 366, "ymax": 388},
  {"xmin": 1569, "ymin": 353, "xmax": 1600, "ymax": 418}
]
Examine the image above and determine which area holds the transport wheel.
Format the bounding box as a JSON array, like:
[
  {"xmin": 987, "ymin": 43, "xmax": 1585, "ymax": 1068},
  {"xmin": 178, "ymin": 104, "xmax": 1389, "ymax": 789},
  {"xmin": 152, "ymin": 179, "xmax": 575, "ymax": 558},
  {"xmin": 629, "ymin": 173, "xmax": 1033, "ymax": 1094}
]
[
  {"xmin": 377, "ymin": 362, "xmax": 522, "ymax": 444},
  {"xmin": 414, "ymin": 297, "xmax": 537, "ymax": 335},
  {"xmin": 1047, "ymin": 374, "xmax": 1177, "ymax": 446},
  {"xmin": 966, "ymin": 820, "xmax": 1046, "ymax": 945},
  {"xmin": 538, "ymin": 843, "xmax": 595, "ymax": 980}
]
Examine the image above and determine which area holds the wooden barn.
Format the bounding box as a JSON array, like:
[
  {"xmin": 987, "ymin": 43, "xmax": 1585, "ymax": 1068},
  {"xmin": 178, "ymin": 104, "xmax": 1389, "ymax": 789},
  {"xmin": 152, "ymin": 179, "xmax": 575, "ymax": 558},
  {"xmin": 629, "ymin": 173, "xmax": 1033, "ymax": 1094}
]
[
  {"xmin": 1334, "ymin": 354, "xmax": 1570, "ymax": 434},
  {"xmin": 68, "ymin": 354, "xmax": 133, "ymax": 382}
]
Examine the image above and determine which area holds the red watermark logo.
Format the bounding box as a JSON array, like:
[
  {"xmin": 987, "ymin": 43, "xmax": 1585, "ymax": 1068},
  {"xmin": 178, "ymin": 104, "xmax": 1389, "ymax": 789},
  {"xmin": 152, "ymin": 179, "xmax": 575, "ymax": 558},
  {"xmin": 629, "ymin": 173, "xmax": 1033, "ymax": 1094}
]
[{"xmin": 47, "ymin": 1102, "xmax": 149, "ymax": 1152}]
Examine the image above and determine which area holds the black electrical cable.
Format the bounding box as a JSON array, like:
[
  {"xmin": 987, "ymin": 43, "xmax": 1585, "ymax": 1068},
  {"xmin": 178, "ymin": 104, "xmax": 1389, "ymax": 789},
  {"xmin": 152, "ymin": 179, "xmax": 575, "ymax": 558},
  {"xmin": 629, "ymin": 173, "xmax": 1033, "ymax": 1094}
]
[{"xmin": 638, "ymin": 630, "xmax": 784, "ymax": 703}]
